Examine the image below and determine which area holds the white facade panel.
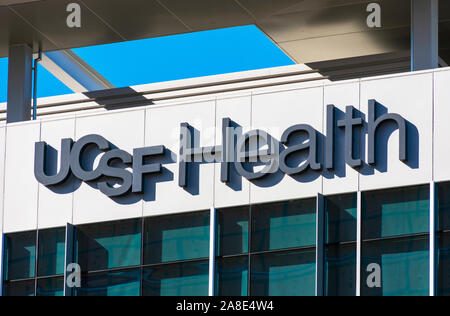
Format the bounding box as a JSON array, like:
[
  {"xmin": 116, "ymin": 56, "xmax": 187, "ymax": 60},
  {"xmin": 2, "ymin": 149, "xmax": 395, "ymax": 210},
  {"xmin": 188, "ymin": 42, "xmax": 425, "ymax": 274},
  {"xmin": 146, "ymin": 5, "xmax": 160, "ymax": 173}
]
[
  {"xmin": 38, "ymin": 118, "xmax": 76, "ymax": 229},
  {"xmin": 0, "ymin": 67, "xmax": 447, "ymax": 233},
  {"xmin": 0, "ymin": 128, "xmax": 5, "ymax": 233},
  {"xmin": 250, "ymin": 87, "xmax": 324, "ymax": 204},
  {"xmin": 143, "ymin": 101, "xmax": 216, "ymax": 217},
  {"xmin": 323, "ymin": 80, "xmax": 360, "ymax": 196},
  {"xmin": 359, "ymin": 73, "xmax": 433, "ymax": 191},
  {"xmin": 434, "ymin": 70, "xmax": 450, "ymax": 183},
  {"xmin": 214, "ymin": 95, "xmax": 252, "ymax": 209},
  {"xmin": 72, "ymin": 110, "xmax": 146, "ymax": 225},
  {"xmin": 3, "ymin": 122, "xmax": 40, "ymax": 233}
]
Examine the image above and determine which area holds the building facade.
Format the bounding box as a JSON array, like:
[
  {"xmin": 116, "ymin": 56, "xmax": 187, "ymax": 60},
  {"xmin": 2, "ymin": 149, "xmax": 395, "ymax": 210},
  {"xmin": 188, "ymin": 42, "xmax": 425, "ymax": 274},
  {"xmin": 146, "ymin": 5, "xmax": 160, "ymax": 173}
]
[{"xmin": 0, "ymin": 64, "xmax": 449, "ymax": 296}]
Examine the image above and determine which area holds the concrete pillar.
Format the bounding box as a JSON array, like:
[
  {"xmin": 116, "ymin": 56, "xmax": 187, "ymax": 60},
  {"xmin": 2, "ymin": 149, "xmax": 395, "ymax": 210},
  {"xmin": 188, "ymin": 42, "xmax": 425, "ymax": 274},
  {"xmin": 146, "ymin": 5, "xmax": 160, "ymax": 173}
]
[
  {"xmin": 7, "ymin": 44, "xmax": 32, "ymax": 123},
  {"xmin": 411, "ymin": 0, "xmax": 439, "ymax": 71}
]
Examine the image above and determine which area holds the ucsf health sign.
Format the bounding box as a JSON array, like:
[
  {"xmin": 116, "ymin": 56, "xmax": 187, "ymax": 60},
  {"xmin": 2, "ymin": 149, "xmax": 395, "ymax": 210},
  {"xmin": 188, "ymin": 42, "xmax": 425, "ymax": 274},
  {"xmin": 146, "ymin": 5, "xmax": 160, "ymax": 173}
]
[{"xmin": 34, "ymin": 100, "xmax": 412, "ymax": 198}]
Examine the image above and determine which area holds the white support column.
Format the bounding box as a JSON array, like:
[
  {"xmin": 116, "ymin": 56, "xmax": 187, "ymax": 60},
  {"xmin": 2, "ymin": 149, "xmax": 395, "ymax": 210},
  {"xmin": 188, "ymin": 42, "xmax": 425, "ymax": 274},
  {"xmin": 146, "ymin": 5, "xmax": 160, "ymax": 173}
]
[
  {"xmin": 411, "ymin": 0, "xmax": 439, "ymax": 71},
  {"xmin": 430, "ymin": 182, "xmax": 436, "ymax": 296},
  {"xmin": 315, "ymin": 194, "xmax": 325, "ymax": 296},
  {"xmin": 208, "ymin": 207, "xmax": 216, "ymax": 297},
  {"xmin": 7, "ymin": 44, "xmax": 33, "ymax": 123},
  {"xmin": 356, "ymin": 191, "xmax": 362, "ymax": 296}
]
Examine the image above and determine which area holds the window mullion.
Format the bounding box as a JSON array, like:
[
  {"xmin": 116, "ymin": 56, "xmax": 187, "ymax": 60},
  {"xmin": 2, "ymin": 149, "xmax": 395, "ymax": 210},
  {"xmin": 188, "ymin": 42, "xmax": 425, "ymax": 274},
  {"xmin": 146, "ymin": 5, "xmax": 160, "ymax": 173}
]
[
  {"xmin": 208, "ymin": 207, "xmax": 216, "ymax": 297},
  {"xmin": 430, "ymin": 182, "xmax": 436, "ymax": 296},
  {"xmin": 315, "ymin": 194, "xmax": 325, "ymax": 296},
  {"xmin": 356, "ymin": 191, "xmax": 362, "ymax": 297}
]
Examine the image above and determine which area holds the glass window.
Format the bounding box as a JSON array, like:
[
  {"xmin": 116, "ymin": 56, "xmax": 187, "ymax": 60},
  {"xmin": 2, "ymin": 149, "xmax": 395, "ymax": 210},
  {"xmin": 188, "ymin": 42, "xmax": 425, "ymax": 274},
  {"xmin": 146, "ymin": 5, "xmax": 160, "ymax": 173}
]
[
  {"xmin": 216, "ymin": 256, "xmax": 248, "ymax": 296},
  {"xmin": 324, "ymin": 193, "xmax": 357, "ymax": 296},
  {"xmin": 3, "ymin": 231, "xmax": 36, "ymax": 281},
  {"xmin": 438, "ymin": 232, "xmax": 450, "ymax": 296},
  {"xmin": 250, "ymin": 249, "xmax": 316, "ymax": 296},
  {"xmin": 75, "ymin": 269, "xmax": 141, "ymax": 296},
  {"xmin": 142, "ymin": 261, "xmax": 209, "ymax": 296},
  {"xmin": 361, "ymin": 236, "xmax": 429, "ymax": 296},
  {"xmin": 144, "ymin": 211, "xmax": 210, "ymax": 265},
  {"xmin": 38, "ymin": 228, "xmax": 66, "ymax": 277},
  {"xmin": 325, "ymin": 243, "xmax": 356, "ymax": 296},
  {"xmin": 75, "ymin": 218, "xmax": 142, "ymax": 272},
  {"xmin": 251, "ymin": 199, "xmax": 316, "ymax": 252},
  {"xmin": 36, "ymin": 277, "xmax": 64, "ymax": 297},
  {"xmin": 437, "ymin": 182, "xmax": 450, "ymax": 231},
  {"xmin": 3, "ymin": 280, "xmax": 35, "ymax": 297},
  {"xmin": 438, "ymin": 182, "xmax": 450, "ymax": 296},
  {"xmin": 217, "ymin": 207, "xmax": 249, "ymax": 257},
  {"xmin": 326, "ymin": 194, "xmax": 357, "ymax": 244},
  {"xmin": 362, "ymin": 185, "xmax": 429, "ymax": 240}
]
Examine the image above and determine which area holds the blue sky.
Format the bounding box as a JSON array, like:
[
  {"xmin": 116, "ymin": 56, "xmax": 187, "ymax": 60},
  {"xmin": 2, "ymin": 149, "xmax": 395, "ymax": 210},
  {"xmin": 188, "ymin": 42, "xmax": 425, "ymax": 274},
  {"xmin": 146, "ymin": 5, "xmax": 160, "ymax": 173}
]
[{"xmin": 0, "ymin": 25, "xmax": 293, "ymax": 103}]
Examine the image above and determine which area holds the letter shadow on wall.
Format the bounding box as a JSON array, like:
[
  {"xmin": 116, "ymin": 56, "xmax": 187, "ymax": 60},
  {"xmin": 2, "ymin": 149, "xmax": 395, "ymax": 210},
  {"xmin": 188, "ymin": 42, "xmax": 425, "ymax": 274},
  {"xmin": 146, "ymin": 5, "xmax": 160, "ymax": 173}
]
[
  {"xmin": 142, "ymin": 149, "xmax": 176, "ymax": 202},
  {"xmin": 45, "ymin": 140, "xmax": 176, "ymax": 205},
  {"xmin": 250, "ymin": 131, "xmax": 322, "ymax": 189},
  {"xmin": 359, "ymin": 102, "xmax": 419, "ymax": 176},
  {"xmin": 81, "ymin": 141, "xmax": 141, "ymax": 205},
  {"xmin": 97, "ymin": 142, "xmax": 175, "ymax": 205},
  {"xmin": 239, "ymin": 138, "xmax": 285, "ymax": 189},
  {"xmin": 181, "ymin": 125, "xmax": 213, "ymax": 196},
  {"xmin": 323, "ymin": 107, "xmax": 349, "ymax": 180},
  {"xmin": 226, "ymin": 121, "xmax": 244, "ymax": 192},
  {"xmin": 44, "ymin": 145, "xmax": 82, "ymax": 194}
]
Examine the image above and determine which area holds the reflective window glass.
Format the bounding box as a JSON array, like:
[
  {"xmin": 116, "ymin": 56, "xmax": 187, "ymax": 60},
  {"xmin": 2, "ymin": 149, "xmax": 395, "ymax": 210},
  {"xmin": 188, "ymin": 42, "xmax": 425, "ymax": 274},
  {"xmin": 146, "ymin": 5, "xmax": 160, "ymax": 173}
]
[
  {"xmin": 325, "ymin": 243, "xmax": 356, "ymax": 296},
  {"xmin": 216, "ymin": 256, "xmax": 248, "ymax": 296},
  {"xmin": 36, "ymin": 277, "xmax": 64, "ymax": 297},
  {"xmin": 326, "ymin": 194, "xmax": 357, "ymax": 244},
  {"xmin": 251, "ymin": 199, "xmax": 316, "ymax": 252},
  {"xmin": 361, "ymin": 236, "xmax": 429, "ymax": 296},
  {"xmin": 438, "ymin": 232, "xmax": 450, "ymax": 296},
  {"xmin": 75, "ymin": 269, "xmax": 140, "ymax": 296},
  {"xmin": 437, "ymin": 182, "xmax": 450, "ymax": 231},
  {"xmin": 250, "ymin": 249, "xmax": 316, "ymax": 296},
  {"xmin": 142, "ymin": 261, "xmax": 209, "ymax": 296},
  {"xmin": 437, "ymin": 182, "xmax": 450, "ymax": 296},
  {"xmin": 75, "ymin": 219, "xmax": 142, "ymax": 272},
  {"xmin": 217, "ymin": 207, "xmax": 249, "ymax": 257},
  {"xmin": 362, "ymin": 185, "xmax": 429, "ymax": 240},
  {"xmin": 3, "ymin": 231, "xmax": 36, "ymax": 281},
  {"xmin": 4, "ymin": 280, "xmax": 35, "ymax": 297},
  {"xmin": 38, "ymin": 228, "xmax": 66, "ymax": 277},
  {"xmin": 144, "ymin": 211, "xmax": 210, "ymax": 265}
]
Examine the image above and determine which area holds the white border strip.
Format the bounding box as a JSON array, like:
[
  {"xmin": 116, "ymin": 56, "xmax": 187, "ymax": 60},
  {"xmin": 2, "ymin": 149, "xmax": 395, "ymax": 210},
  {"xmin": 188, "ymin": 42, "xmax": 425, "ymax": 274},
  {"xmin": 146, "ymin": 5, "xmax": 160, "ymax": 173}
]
[
  {"xmin": 208, "ymin": 207, "xmax": 216, "ymax": 297},
  {"xmin": 0, "ymin": 233, "xmax": 3, "ymax": 296},
  {"xmin": 356, "ymin": 191, "xmax": 362, "ymax": 296},
  {"xmin": 430, "ymin": 182, "xmax": 436, "ymax": 296}
]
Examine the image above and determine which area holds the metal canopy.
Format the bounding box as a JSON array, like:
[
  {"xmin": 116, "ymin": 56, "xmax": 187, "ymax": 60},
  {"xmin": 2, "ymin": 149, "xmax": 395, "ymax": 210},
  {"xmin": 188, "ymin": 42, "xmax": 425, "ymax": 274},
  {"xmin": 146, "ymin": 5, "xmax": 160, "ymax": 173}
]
[{"xmin": 1, "ymin": 0, "xmax": 449, "ymax": 64}]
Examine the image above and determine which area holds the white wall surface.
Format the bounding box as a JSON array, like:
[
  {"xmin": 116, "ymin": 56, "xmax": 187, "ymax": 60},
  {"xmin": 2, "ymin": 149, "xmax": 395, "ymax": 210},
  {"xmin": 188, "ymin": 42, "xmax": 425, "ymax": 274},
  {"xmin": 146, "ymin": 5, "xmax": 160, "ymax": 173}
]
[
  {"xmin": 3, "ymin": 122, "xmax": 40, "ymax": 233},
  {"xmin": 359, "ymin": 72, "xmax": 434, "ymax": 191},
  {"xmin": 434, "ymin": 69, "xmax": 450, "ymax": 183},
  {"xmin": 0, "ymin": 67, "xmax": 449, "ymax": 233},
  {"xmin": 322, "ymin": 80, "xmax": 360, "ymax": 196},
  {"xmin": 143, "ymin": 101, "xmax": 216, "ymax": 217},
  {"xmin": 214, "ymin": 94, "xmax": 252, "ymax": 209},
  {"xmin": 38, "ymin": 118, "xmax": 75, "ymax": 229},
  {"xmin": 0, "ymin": 127, "xmax": 5, "ymax": 234},
  {"xmin": 73, "ymin": 109, "xmax": 146, "ymax": 225}
]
